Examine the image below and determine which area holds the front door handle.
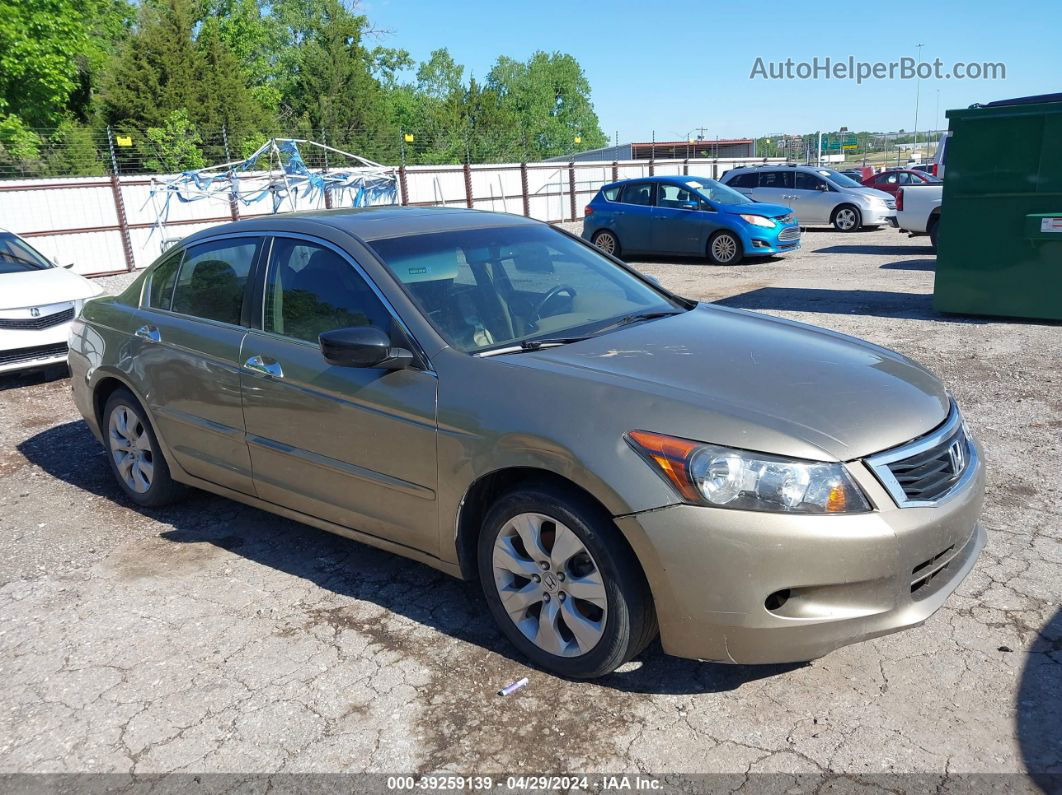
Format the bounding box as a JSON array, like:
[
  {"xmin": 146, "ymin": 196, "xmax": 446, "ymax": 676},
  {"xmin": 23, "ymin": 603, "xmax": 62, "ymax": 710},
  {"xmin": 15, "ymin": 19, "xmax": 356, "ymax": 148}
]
[
  {"xmin": 135, "ymin": 324, "xmax": 160, "ymax": 343},
  {"xmin": 244, "ymin": 354, "xmax": 283, "ymax": 378}
]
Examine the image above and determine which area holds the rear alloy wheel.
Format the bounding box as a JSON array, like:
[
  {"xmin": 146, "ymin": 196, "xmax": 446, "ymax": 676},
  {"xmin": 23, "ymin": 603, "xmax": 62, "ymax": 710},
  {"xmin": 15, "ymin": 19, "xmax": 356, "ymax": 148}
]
[
  {"xmin": 592, "ymin": 230, "xmax": 620, "ymax": 257},
  {"xmin": 103, "ymin": 389, "xmax": 184, "ymax": 507},
  {"xmin": 707, "ymin": 231, "xmax": 743, "ymax": 265},
  {"xmin": 833, "ymin": 205, "xmax": 861, "ymax": 232},
  {"xmin": 478, "ymin": 485, "xmax": 656, "ymax": 678}
]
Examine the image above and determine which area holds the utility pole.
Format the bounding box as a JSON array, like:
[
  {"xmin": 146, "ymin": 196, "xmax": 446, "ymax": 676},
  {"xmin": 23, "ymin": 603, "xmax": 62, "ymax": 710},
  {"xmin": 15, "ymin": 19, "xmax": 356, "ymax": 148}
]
[{"xmin": 913, "ymin": 42, "xmax": 924, "ymax": 165}]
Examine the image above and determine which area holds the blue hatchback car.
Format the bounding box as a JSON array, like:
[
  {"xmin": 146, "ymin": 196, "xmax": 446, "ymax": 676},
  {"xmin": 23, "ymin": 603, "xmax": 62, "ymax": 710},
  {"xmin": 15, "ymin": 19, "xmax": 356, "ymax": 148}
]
[{"xmin": 581, "ymin": 176, "xmax": 801, "ymax": 265}]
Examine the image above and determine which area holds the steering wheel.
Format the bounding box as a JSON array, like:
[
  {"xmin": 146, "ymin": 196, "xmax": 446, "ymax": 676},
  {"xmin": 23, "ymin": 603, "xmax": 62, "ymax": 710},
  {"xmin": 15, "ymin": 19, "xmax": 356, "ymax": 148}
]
[{"xmin": 532, "ymin": 285, "xmax": 577, "ymax": 319}]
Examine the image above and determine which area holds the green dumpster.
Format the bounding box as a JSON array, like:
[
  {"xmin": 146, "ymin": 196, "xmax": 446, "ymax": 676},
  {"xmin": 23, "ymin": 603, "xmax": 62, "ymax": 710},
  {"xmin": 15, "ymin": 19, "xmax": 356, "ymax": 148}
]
[{"xmin": 934, "ymin": 93, "xmax": 1062, "ymax": 320}]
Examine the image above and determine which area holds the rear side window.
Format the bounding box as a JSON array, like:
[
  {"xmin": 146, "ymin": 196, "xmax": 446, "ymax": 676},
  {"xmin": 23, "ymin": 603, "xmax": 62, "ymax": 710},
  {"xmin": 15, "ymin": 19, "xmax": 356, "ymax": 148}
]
[
  {"xmin": 146, "ymin": 251, "xmax": 182, "ymax": 309},
  {"xmin": 727, "ymin": 172, "xmax": 757, "ymax": 189},
  {"xmin": 602, "ymin": 186, "xmax": 620, "ymax": 201},
  {"xmin": 759, "ymin": 171, "xmax": 794, "ymax": 189},
  {"xmin": 794, "ymin": 171, "xmax": 827, "ymax": 191},
  {"xmin": 171, "ymin": 237, "xmax": 261, "ymax": 325},
  {"xmin": 619, "ymin": 182, "xmax": 654, "ymax": 206}
]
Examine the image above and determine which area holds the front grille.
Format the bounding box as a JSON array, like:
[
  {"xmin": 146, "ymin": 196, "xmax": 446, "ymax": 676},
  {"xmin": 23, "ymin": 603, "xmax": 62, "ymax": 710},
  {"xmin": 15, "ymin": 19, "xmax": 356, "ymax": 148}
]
[
  {"xmin": 0, "ymin": 342, "xmax": 68, "ymax": 367},
  {"xmin": 865, "ymin": 404, "xmax": 974, "ymax": 507},
  {"xmin": 0, "ymin": 306, "xmax": 75, "ymax": 331},
  {"xmin": 778, "ymin": 226, "xmax": 801, "ymax": 242}
]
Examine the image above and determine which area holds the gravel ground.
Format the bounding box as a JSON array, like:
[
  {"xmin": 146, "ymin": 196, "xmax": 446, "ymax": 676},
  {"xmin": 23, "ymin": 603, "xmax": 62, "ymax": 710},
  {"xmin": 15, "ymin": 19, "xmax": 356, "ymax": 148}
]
[{"xmin": 0, "ymin": 226, "xmax": 1060, "ymax": 782}]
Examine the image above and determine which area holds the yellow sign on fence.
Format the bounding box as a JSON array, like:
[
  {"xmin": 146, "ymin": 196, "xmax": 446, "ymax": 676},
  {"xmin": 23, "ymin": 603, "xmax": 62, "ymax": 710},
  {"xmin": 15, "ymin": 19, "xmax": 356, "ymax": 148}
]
[{"xmin": 115, "ymin": 136, "xmax": 133, "ymax": 147}]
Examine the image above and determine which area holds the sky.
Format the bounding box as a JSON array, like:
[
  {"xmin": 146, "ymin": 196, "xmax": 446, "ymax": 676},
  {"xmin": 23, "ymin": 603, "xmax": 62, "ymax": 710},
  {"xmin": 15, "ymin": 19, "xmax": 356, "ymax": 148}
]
[{"xmin": 364, "ymin": 0, "xmax": 1062, "ymax": 142}]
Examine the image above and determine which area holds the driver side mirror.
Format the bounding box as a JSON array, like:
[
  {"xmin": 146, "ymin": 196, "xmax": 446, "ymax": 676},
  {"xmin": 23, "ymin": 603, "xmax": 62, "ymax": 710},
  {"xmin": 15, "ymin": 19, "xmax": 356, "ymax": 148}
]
[{"xmin": 319, "ymin": 326, "xmax": 413, "ymax": 370}]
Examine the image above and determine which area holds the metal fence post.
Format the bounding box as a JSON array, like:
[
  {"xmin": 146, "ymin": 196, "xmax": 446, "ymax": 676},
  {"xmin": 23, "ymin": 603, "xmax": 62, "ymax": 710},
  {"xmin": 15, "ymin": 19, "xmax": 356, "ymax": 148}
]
[
  {"xmin": 463, "ymin": 162, "xmax": 474, "ymax": 209},
  {"xmin": 612, "ymin": 161, "xmax": 619, "ymax": 182},
  {"xmin": 520, "ymin": 162, "xmax": 530, "ymax": 217},
  {"xmin": 322, "ymin": 130, "xmax": 333, "ymax": 209},
  {"xmin": 221, "ymin": 125, "xmax": 240, "ymax": 220},
  {"xmin": 712, "ymin": 159, "xmax": 719, "ymax": 179},
  {"xmin": 683, "ymin": 158, "xmax": 689, "ymax": 176},
  {"xmin": 398, "ymin": 165, "xmax": 409, "ymax": 206},
  {"xmin": 106, "ymin": 127, "xmax": 136, "ymax": 272},
  {"xmin": 568, "ymin": 161, "xmax": 577, "ymax": 221}
]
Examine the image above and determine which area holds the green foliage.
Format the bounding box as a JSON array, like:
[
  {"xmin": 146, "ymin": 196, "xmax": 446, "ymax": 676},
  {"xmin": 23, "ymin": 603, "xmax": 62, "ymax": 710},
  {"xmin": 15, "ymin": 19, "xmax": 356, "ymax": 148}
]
[
  {"xmin": 0, "ymin": 115, "xmax": 43, "ymax": 166},
  {"xmin": 142, "ymin": 110, "xmax": 206, "ymax": 172},
  {"xmin": 0, "ymin": 0, "xmax": 609, "ymax": 175}
]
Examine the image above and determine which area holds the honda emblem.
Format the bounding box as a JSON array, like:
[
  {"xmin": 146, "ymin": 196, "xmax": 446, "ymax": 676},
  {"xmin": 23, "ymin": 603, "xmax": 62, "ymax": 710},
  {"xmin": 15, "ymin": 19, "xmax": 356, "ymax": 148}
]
[{"xmin": 29, "ymin": 307, "xmax": 40, "ymax": 317}]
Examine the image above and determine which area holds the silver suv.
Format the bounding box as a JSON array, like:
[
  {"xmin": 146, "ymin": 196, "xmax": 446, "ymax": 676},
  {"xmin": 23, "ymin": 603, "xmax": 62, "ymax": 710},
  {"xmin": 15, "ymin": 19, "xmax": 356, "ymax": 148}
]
[{"xmin": 722, "ymin": 164, "xmax": 896, "ymax": 231}]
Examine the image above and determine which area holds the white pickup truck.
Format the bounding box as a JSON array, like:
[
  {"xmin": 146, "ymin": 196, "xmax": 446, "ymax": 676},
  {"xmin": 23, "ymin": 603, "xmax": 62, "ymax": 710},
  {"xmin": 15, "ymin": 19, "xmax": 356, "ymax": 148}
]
[{"xmin": 892, "ymin": 184, "xmax": 943, "ymax": 250}]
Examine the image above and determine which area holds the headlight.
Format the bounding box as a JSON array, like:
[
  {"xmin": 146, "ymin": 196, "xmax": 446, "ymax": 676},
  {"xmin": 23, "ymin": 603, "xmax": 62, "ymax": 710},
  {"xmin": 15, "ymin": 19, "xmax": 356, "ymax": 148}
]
[
  {"xmin": 626, "ymin": 431, "xmax": 870, "ymax": 514},
  {"xmin": 739, "ymin": 214, "xmax": 776, "ymax": 228}
]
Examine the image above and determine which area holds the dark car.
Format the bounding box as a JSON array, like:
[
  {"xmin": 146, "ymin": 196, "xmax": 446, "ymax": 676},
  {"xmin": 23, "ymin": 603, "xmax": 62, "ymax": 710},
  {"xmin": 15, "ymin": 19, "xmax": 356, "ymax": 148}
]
[{"xmin": 582, "ymin": 176, "xmax": 800, "ymax": 265}]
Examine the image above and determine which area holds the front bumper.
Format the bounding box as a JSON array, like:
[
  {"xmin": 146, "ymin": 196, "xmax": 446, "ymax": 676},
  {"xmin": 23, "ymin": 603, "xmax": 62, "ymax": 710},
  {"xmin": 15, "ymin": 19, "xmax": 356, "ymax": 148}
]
[
  {"xmin": 0, "ymin": 322, "xmax": 72, "ymax": 374},
  {"xmin": 614, "ymin": 443, "xmax": 985, "ymax": 664},
  {"xmin": 744, "ymin": 224, "xmax": 801, "ymax": 256},
  {"xmin": 863, "ymin": 205, "xmax": 897, "ymax": 226}
]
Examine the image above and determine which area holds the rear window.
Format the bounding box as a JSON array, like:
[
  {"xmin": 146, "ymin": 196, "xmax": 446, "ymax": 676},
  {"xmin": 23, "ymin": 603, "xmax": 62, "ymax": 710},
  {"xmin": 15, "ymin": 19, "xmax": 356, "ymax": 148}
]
[
  {"xmin": 170, "ymin": 238, "xmax": 261, "ymax": 325},
  {"xmin": 602, "ymin": 186, "xmax": 620, "ymax": 201},
  {"xmin": 146, "ymin": 251, "xmax": 183, "ymax": 309},
  {"xmin": 759, "ymin": 171, "xmax": 793, "ymax": 189}
]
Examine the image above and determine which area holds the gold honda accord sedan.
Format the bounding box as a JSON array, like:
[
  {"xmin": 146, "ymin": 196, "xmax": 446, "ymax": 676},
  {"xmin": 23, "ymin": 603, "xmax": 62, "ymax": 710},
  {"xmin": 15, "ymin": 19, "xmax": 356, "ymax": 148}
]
[{"xmin": 69, "ymin": 207, "xmax": 985, "ymax": 678}]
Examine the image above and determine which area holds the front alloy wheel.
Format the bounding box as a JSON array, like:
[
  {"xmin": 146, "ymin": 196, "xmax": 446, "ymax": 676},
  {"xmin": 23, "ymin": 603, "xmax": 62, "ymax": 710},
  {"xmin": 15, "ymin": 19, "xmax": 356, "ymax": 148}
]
[
  {"xmin": 478, "ymin": 485, "xmax": 656, "ymax": 678},
  {"xmin": 109, "ymin": 405, "xmax": 154, "ymax": 493},
  {"xmin": 708, "ymin": 231, "xmax": 743, "ymax": 265},
  {"xmin": 492, "ymin": 512, "xmax": 608, "ymax": 657},
  {"xmin": 833, "ymin": 205, "xmax": 861, "ymax": 232}
]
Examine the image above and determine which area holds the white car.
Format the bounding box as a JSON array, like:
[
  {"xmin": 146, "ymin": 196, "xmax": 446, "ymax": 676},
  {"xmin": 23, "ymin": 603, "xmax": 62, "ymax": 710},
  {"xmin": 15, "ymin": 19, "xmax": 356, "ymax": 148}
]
[{"xmin": 0, "ymin": 229, "xmax": 103, "ymax": 375}]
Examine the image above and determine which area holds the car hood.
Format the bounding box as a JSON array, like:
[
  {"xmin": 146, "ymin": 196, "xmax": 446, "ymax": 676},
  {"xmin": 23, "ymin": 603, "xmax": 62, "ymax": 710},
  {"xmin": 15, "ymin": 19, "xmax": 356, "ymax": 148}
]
[
  {"xmin": 719, "ymin": 202, "xmax": 794, "ymax": 218},
  {"xmin": 502, "ymin": 305, "xmax": 949, "ymax": 461},
  {"xmin": 848, "ymin": 186, "xmax": 894, "ymax": 202},
  {"xmin": 0, "ymin": 267, "xmax": 102, "ymax": 310}
]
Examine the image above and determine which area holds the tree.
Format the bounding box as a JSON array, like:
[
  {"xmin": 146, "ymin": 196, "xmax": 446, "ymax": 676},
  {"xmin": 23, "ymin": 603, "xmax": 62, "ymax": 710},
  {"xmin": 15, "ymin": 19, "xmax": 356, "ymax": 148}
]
[
  {"xmin": 0, "ymin": 0, "xmax": 89, "ymax": 128},
  {"xmin": 142, "ymin": 109, "xmax": 206, "ymax": 172},
  {"xmin": 486, "ymin": 51, "xmax": 607, "ymax": 159}
]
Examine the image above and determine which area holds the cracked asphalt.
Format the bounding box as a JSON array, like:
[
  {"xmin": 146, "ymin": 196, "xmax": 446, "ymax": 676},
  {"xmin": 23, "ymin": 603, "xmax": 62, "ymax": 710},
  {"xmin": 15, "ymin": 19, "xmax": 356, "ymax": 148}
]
[{"xmin": 0, "ymin": 225, "xmax": 1059, "ymax": 781}]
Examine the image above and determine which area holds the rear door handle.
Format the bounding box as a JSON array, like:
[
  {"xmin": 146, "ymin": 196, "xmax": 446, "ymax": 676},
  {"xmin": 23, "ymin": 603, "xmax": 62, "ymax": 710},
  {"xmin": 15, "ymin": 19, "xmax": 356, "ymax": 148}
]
[
  {"xmin": 135, "ymin": 325, "xmax": 160, "ymax": 343},
  {"xmin": 244, "ymin": 354, "xmax": 283, "ymax": 378}
]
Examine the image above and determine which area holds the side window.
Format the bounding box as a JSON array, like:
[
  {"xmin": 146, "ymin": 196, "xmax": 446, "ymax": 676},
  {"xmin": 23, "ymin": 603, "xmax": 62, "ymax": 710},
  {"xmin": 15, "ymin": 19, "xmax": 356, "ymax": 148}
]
[
  {"xmin": 264, "ymin": 239, "xmax": 392, "ymax": 344},
  {"xmin": 759, "ymin": 171, "xmax": 794, "ymax": 189},
  {"xmin": 657, "ymin": 183, "xmax": 699, "ymax": 208},
  {"xmin": 728, "ymin": 172, "xmax": 756, "ymax": 189},
  {"xmin": 794, "ymin": 172, "xmax": 826, "ymax": 191},
  {"xmin": 171, "ymin": 238, "xmax": 260, "ymax": 324},
  {"xmin": 896, "ymin": 172, "xmax": 915, "ymax": 185},
  {"xmin": 619, "ymin": 182, "xmax": 653, "ymax": 206},
  {"xmin": 603, "ymin": 186, "xmax": 620, "ymax": 201},
  {"xmin": 146, "ymin": 250, "xmax": 183, "ymax": 309}
]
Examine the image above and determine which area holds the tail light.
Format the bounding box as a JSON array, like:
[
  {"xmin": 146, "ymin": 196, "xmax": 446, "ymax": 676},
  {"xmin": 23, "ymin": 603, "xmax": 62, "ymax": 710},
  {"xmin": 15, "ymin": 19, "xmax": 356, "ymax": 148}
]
[
  {"xmin": 929, "ymin": 164, "xmax": 938, "ymax": 177},
  {"xmin": 584, "ymin": 205, "xmax": 593, "ymax": 217},
  {"xmin": 896, "ymin": 188, "xmax": 904, "ymax": 211}
]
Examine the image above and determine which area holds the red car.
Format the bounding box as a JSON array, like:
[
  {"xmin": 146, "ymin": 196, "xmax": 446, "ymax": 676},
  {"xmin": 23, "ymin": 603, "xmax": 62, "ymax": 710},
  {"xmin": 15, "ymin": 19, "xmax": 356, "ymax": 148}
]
[{"xmin": 862, "ymin": 169, "xmax": 942, "ymax": 196}]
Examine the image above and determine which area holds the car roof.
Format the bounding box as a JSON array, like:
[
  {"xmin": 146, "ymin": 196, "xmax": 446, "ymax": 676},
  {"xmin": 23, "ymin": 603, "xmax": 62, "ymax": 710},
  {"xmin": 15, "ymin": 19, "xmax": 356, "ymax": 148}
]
[
  {"xmin": 600, "ymin": 175, "xmax": 713, "ymax": 189},
  {"xmin": 179, "ymin": 206, "xmax": 542, "ymax": 247}
]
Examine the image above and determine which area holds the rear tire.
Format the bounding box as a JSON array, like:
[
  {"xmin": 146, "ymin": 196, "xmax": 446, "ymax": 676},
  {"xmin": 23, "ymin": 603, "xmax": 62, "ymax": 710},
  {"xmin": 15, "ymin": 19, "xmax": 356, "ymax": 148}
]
[
  {"xmin": 591, "ymin": 229, "xmax": 621, "ymax": 258},
  {"xmin": 102, "ymin": 389, "xmax": 185, "ymax": 507},
  {"xmin": 707, "ymin": 231, "xmax": 743, "ymax": 265},
  {"xmin": 928, "ymin": 216, "xmax": 939, "ymax": 252},
  {"xmin": 832, "ymin": 204, "xmax": 861, "ymax": 232},
  {"xmin": 478, "ymin": 483, "xmax": 656, "ymax": 678}
]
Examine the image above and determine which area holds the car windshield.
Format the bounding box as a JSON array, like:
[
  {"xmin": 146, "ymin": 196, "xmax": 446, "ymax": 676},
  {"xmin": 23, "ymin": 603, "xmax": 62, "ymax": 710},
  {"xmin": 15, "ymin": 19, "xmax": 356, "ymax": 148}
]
[
  {"xmin": 368, "ymin": 225, "xmax": 683, "ymax": 354},
  {"xmin": 688, "ymin": 179, "xmax": 750, "ymax": 206},
  {"xmin": 0, "ymin": 232, "xmax": 54, "ymax": 274},
  {"xmin": 818, "ymin": 169, "xmax": 862, "ymax": 188}
]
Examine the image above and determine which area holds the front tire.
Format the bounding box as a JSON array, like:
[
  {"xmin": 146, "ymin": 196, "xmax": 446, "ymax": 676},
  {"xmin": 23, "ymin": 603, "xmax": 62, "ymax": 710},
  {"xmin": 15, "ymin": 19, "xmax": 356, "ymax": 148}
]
[
  {"xmin": 591, "ymin": 229, "xmax": 621, "ymax": 258},
  {"xmin": 928, "ymin": 216, "xmax": 939, "ymax": 252},
  {"xmin": 478, "ymin": 484, "xmax": 656, "ymax": 678},
  {"xmin": 707, "ymin": 231, "xmax": 743, "ymax": 265},
  {"xmin": 103, "ymin": 389, "xmax": 184, "ymax": 507},
  {"xmin": 832, "ymin": 204, "xmax": 861, "ymax": 232}
]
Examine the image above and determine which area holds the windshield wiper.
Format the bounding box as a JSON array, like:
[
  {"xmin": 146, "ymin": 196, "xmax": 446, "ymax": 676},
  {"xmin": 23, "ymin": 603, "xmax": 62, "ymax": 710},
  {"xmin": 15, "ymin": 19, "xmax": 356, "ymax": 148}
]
[
  {"xmin": 477, "ymin": 337, "xmax": 589, "ymax": 357},
  {"xmin": 591, "ymin": 310, "xmax": 682, "ymax": 335}
]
